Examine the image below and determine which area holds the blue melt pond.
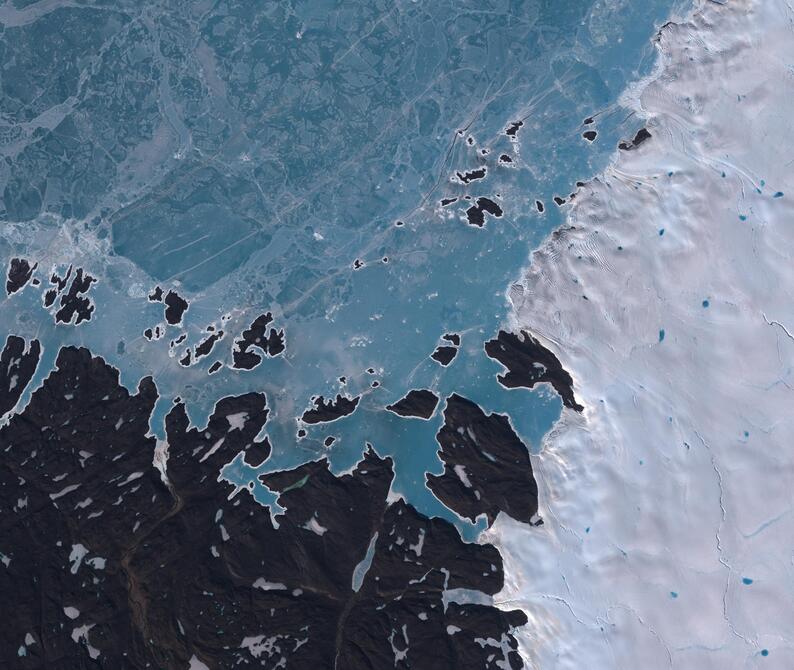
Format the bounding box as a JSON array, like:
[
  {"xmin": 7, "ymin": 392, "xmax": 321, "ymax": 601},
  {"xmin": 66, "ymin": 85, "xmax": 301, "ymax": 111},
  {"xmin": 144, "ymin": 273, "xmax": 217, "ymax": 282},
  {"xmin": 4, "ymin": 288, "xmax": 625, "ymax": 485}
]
[
  {"xmin": 739, "ymin": 214, "xmax": 748, "ymax": 221},
  {"xmin": 670, "ymin": 591, "xmax": 678, "ymax": 598},
  {"xmin": 702, "ymin": 299, "xmax": 709, "ymax": 308},
  {"xmin": 761, "ymin": 649, "xmax": 769, "ymax": 657},
  {"xmin": 742, "ymin": 577, "xmax": 753, "ymax": 585},
  {"xmin": 659, "ymin": 329, "xmax": 665, "ymax": 342},
  {"xmin": 773, "ymin": 191, "xmax": 784, "ymax": 198},
  {"xmin": 659, "ymin": 228, "xmax": 665, "ymax": 236}
]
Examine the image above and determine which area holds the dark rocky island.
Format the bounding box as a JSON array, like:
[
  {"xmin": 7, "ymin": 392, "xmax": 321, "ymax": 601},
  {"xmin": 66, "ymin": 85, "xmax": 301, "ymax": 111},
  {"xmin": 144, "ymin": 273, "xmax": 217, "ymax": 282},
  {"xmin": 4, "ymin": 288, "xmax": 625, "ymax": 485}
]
[
  {"xmin": 5, "ymin": 257, "xmax": 36, "ymax": 295},
  {"xmin": 193, "ymin": 331, "xmax": 224, "ymax": 361},
  {"xmin": 619, "ymin": 127, "xmax": 652, "ymax": 151},
  {"xmin": 431, "ymin": 345, "xmax": 458, "ymax": 366},
  {"xmin": 300, "ymin": 394, "xmax": 360, "ymax": 424},
  {"xmin": 485, "ymin": 330, "xmax": 583, "ymax": 411},
  {"xmin": 465, "ymin": 196, "xmax": 503, "ymax": 227},
  {"xmin": 232, "ymin": 312, "xmax": 286, "ymax": 370},
  {"xmin": 38, "ymin": 266, "xmax": 97, "ymax": 325},
  {"xmin": 430, "ymin": 332, "xmax": 462, "ymax": 367},
  {"xmin": 427, "ymin": 394, "xmax": 538, "ymax": 526},
  {"xmin": 54, "ymin": 268, "xmax": 96, "ymax": 325},
  {"xmin": 456, "ymin": 167, "xmax": 487, "ymax": 184},
  {"xmin": 505, "ymin": 120, "xmax": 523, "ymax": 137},
  {"xmin": 164, "ymin": 289, "xmax": 189, "ymax": 325},
  {"xmin": 442, "ymin": 333, "xmax": 460, "ymax": 346},
  {"xmin": 386, "ymin": 389, "xmax": 439, "ymax": 420}
]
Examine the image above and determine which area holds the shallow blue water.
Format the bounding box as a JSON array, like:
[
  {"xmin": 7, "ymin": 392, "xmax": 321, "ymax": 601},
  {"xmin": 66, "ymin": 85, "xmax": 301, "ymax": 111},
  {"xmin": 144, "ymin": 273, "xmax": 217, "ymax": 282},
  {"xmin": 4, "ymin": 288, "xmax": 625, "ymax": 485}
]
[{"xmin": 0, "ymin": 0, "xmax": 685, "ymax": 536}]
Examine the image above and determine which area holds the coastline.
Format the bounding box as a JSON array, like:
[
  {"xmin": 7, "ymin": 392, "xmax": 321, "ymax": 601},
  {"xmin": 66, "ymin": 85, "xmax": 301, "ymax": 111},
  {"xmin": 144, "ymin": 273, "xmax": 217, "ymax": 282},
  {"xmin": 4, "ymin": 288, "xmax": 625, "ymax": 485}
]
[{"xmin": 488, "ymin": 0, "xmax": 794, "ymax": 667}]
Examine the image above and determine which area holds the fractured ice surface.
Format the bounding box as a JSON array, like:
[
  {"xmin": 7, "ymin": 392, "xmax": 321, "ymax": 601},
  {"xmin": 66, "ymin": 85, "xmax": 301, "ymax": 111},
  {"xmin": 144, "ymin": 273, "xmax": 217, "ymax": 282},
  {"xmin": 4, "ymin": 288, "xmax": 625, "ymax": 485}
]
[
  {"xmin": 488, "ymin": 1, "xmax": 794, "ymax": 666},
  {"xmin": 0, "ymin": 0, "xmax": 687, "ymax": 534}
]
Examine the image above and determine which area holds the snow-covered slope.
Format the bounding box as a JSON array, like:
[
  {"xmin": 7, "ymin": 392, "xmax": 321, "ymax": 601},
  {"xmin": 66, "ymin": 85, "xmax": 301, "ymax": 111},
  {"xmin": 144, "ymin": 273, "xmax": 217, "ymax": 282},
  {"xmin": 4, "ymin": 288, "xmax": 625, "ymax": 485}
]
[{"xmin": 487, "ymin": 1, "xmax": 794, "ymax": 667}]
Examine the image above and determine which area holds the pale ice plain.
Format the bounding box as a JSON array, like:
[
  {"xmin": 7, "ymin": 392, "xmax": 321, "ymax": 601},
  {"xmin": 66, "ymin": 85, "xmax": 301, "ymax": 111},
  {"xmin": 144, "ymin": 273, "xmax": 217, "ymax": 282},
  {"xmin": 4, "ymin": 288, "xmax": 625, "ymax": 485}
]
[{"xmin": 487, "ymin": 0, "xmax": 794, "ymax": 667}]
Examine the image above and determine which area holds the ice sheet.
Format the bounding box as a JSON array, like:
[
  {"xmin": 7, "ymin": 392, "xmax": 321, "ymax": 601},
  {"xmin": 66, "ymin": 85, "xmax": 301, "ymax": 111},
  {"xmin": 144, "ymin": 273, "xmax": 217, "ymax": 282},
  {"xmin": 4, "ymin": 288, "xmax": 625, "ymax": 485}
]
[{"xmin": 487, "ymin": 1, "xmax": 794, "ymax": 666}]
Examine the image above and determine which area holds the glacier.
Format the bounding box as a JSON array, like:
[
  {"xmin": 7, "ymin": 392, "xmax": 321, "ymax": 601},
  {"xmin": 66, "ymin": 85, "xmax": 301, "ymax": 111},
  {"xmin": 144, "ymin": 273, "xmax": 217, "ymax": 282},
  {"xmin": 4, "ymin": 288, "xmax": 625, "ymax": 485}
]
[{"xmin": 488, "ymin": 0, "xmax": 794, "ymax": 666}]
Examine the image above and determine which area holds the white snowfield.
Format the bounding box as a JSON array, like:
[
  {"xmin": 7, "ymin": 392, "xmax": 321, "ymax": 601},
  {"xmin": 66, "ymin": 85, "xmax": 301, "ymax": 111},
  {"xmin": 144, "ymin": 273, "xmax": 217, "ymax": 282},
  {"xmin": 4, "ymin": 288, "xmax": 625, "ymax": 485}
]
[{"xmin": 486, "ymin": 1, "xmax": 794, "ymax": 667}]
